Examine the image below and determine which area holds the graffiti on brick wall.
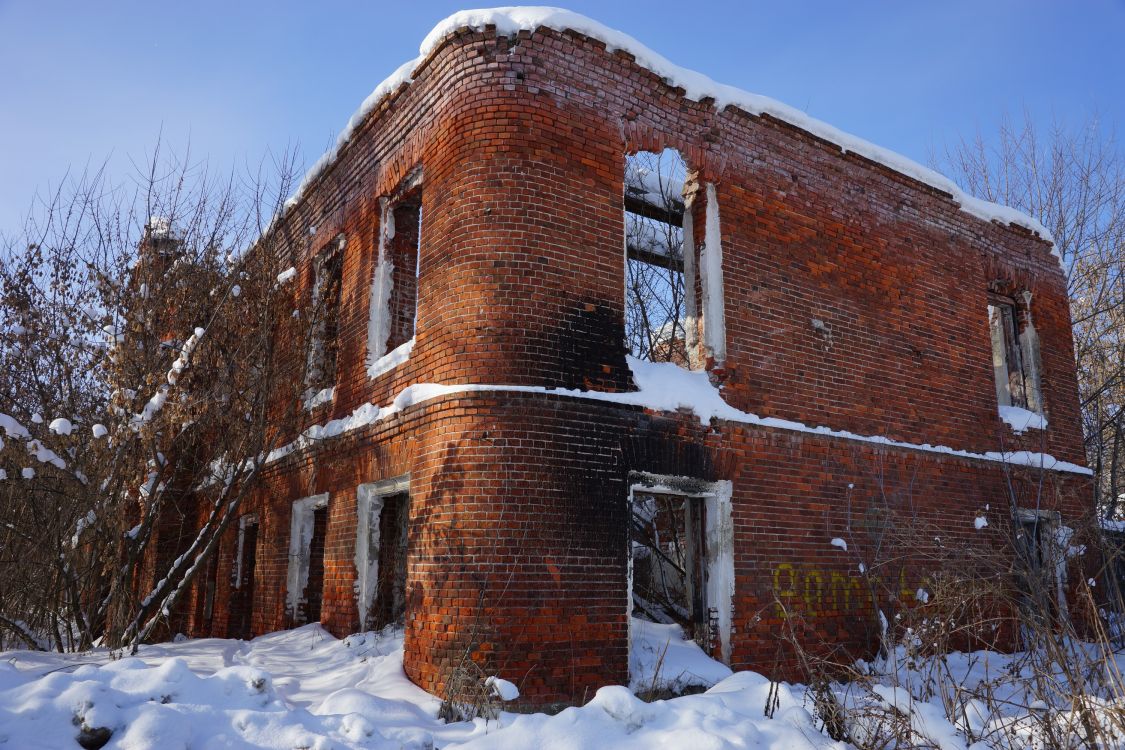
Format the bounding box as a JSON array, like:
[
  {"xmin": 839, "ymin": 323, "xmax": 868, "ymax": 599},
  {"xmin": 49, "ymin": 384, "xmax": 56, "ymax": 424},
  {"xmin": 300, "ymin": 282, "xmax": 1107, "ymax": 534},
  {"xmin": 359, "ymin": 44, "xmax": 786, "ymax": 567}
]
[{"xmin": 772, "ymin": 563, "xmax": 916, "ymax": 617}]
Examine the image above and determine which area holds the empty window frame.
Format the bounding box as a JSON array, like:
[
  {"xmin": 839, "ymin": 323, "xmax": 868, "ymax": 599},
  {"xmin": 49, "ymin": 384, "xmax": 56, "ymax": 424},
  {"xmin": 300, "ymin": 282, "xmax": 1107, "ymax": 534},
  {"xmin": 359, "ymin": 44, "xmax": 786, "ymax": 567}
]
[
  {"xmin": 286, "ymin": 494, "xmax": 330, "ymax": 625},
  {"xmin": 306, "ymin": 235, "xmax": 346, "ymax": 397},
  {"xmin": 367, "ymin": 175, "xmax": 422, "ymax": 371},
  {"xmin": 1012, "ymin": 509, "xmax": 1066, "ymax": 635},
  {"xmin": 355, "ymin": 478, "xmax": 411, "ymax": 631},
  {"xmin": 227, "ymin": 513, "xmax": 259, "ymax": 639},
  {"xmin": 628, "ymin": 475, "xmax": 734, "ymax": 665},
  {"xmin": 988, "ymin": 291, "xmax": 1042, "ymax": 413},
  {"xmin": 624, "ymin": 150, "xmax": 689, "ymax": 364}
]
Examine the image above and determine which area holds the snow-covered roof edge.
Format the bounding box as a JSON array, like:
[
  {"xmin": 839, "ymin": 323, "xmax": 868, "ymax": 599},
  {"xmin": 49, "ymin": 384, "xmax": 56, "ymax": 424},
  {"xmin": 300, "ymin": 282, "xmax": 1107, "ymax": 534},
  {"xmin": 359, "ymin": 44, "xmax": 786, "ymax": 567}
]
[{"xmin": 286, "ymin": 6, "xmax": 1055, "ymax": 257}]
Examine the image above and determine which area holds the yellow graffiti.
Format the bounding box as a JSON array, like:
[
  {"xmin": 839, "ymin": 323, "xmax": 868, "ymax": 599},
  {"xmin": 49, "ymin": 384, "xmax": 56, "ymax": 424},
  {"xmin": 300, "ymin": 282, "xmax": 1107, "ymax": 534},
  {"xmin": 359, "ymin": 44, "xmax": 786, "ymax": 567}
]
[
  {"xmin": 772, "ymin": 564, "xmax": 913, "ymax": 617},
  {"xmin": 773, "ymin": 563, "xmax": 799, "ymax": 612}
]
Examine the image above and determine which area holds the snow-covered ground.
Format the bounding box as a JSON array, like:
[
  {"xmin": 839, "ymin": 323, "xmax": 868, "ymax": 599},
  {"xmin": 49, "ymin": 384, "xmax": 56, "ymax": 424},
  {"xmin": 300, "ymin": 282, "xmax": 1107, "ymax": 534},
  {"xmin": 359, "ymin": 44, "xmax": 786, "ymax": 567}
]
[
  {"xmin": 0, "ymin": 619, "xmax": 839, "ymax": 749},
  {"xmin": 3, "ymin": 619, "xmax": 1124, "ymax": 749}
]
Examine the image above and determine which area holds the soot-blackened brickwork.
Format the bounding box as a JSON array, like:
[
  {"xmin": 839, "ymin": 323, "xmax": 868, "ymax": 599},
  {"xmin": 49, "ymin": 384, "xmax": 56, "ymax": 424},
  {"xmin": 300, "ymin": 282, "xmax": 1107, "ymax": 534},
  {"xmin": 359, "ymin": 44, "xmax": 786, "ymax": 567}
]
[{"xmin": 149, "ymin": 19, "xmax": 1090, "ymax": 706}]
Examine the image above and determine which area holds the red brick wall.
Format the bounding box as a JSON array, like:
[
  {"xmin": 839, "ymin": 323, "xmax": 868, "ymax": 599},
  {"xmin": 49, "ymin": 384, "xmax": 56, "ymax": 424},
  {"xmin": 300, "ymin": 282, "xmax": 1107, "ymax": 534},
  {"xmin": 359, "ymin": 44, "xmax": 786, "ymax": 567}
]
[
  {"xmin": 185, "ymin": 392, "xmax": 1088, "ymax": 704},
  {"xmin": 161, "ymin": 23, "xmax": 1091, "ymax": 707}
]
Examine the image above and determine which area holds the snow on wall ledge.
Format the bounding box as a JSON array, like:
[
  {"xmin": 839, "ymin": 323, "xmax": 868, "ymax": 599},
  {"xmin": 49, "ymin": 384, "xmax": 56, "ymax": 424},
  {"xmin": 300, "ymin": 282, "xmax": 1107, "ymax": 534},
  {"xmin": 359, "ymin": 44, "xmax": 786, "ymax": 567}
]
[
  {"xmin": 999, "ymin": 405, "xmax": 1048, "ymax": 434},
  {"xmin": 266, "ymin": 357, "xmax": 1091, "ymax": 476},
  {"xmin": 287, "ymin": 6, "xmax": 1056, "ymax": 258}
]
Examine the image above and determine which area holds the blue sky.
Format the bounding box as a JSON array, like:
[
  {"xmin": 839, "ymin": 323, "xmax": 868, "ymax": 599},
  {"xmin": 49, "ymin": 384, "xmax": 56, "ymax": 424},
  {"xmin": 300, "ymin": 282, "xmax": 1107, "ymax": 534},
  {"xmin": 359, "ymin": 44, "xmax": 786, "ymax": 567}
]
[{"xmin": 1, "ymin": 0, "xmax": 1122, "ymax": 235}]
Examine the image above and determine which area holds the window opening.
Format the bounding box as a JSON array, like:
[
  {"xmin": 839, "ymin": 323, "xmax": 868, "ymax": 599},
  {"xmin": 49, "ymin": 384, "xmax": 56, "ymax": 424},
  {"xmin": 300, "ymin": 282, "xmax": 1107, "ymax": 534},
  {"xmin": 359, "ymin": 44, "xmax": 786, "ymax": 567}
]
[
  {"xmin": 988, "ymin": 296, "xmax": 1027, "ymax": 409},
  {"xmin": 374, "ymin": 493, "xmax": 409, "ymax": 628},
  {"xmin": 286, "ymin": 494, "xmax": 329, "ymax": 624},
  {"xmin": 356, "ymin": 479, "xmax": 411, "ymax": 631},
  {"xmin": 1104, "ymin": 530, "xmax": 1125, "ymax": 616},
  {"xmin": 988, "ymin": 289, "xmax": 1043, "ymax": 414},
  {"xmin": 199, "ymin": 550, "xmax": 219, "ymax": 628},
  {"xmin": 367, "ymin": 175, "xmax": 422, "ymax": 369},
  {"xmin": 301, "ymin": 506, "xmax": 328, "ymax": 623},
  {"xmin": 227, "ymin": 514, "xmax": 259, "ymax": 639},
  {"xmin": 306, "ymin": 235, "xmax": 345, "ymax": 395},
  {"xmin": 1013, "ymin": 512, "xmax": 1062, "ymax": 638},
  {"xmin": 625, "ymin": 149, "xmax": 688, "ymax": 364},
  {"xmin": 387, "ymin": 199, "xmax": 420, "ymax": 352}
]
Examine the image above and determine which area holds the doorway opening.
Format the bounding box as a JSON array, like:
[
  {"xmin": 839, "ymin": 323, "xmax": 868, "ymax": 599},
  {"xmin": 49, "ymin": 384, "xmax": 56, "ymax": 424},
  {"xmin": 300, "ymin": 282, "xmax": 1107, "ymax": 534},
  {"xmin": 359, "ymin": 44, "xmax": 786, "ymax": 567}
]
[
  {"xmin": 227, "ymin": 513, "xmax": 259, "ymax": 639},
  {"xmin": 356, "ymin": 478, "xmax": 411, "ymax": 631}
]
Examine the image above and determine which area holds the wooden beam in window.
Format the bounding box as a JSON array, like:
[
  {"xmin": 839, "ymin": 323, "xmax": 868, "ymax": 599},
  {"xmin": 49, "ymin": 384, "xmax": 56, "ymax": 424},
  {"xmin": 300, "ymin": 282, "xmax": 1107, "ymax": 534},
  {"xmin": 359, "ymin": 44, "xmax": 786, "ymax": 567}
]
[
  {"xmin": 624, "ymin": 192, "xmax": 684, "ymax": 224},
  {"xmin": 626, "ymin": 243, "xmax": 684, "ymax": 272}
]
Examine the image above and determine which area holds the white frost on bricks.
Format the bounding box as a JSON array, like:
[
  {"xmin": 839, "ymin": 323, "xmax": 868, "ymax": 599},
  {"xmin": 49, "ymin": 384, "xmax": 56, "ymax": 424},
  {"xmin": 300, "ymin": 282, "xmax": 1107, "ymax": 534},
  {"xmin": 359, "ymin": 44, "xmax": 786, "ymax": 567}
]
[{"xmin": 704, "ymin": 480, "xmax": 735, "ymax": 664}]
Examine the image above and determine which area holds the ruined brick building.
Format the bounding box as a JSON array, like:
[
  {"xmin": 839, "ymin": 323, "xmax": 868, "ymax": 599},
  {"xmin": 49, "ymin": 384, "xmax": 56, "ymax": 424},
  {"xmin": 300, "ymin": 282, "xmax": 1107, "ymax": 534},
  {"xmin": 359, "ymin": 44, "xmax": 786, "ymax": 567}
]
[{"xmin": 153, "ymin": 9, "xmax": 1091, "ymax": 706}]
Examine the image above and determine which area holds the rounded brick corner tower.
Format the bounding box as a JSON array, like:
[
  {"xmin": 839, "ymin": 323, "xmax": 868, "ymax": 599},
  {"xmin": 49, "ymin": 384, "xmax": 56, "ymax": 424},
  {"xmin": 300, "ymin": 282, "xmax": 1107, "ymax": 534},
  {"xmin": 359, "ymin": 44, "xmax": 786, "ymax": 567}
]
[{"xmin": 397, "ymin": 26, "xmax": 642, "ymax": 705}]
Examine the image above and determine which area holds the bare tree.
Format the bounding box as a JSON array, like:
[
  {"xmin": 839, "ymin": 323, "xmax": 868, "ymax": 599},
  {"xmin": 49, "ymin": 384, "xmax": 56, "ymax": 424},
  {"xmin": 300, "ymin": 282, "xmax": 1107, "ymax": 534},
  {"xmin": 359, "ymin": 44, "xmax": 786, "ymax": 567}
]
[
  {"xmin": 625, "ymin": 149, "xmax": 689, "ymax": 364},
  {"xmin": 939, "ymin": 112, "xmax": 1125, "ymax": 517},
  {"xmin": 0, "ymin": 143, "xmax": 315, "ymax": 651}
]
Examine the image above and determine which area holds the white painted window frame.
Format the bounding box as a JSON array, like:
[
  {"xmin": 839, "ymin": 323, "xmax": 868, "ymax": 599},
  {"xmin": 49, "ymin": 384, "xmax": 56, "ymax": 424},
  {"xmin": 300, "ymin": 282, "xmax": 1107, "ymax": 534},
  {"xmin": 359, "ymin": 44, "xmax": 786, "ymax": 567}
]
[
  {"xmin": 627, "ymin": 472, "xmax": 734, "ymax": 666},
  {"xmin": 285, "ymin": 493, "xmax": 329, "ymax": 618},
  {"xmin": 355, "ymin": 476, "xmax": 410, "ymax": 631}
]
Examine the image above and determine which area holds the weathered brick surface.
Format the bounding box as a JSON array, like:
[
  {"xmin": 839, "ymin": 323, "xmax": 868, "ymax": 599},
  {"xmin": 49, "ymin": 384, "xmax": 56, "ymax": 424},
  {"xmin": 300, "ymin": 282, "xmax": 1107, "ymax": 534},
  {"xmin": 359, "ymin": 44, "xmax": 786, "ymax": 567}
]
[{"xmin": 155, "ymin": 23, "xmax": 1090, "ymax": 706}]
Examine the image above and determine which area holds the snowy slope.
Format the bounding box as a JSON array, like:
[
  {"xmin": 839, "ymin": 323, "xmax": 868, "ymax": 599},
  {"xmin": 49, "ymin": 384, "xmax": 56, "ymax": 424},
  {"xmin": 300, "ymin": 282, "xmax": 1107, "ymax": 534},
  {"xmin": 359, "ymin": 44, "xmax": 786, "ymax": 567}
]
[
  {"xmin": 0, "ymin": 620, "xmax": 840, "ymax": 749},
  {"xmin": 6, "ymin": 621, "xmax": 1125, "ymax": 748}
]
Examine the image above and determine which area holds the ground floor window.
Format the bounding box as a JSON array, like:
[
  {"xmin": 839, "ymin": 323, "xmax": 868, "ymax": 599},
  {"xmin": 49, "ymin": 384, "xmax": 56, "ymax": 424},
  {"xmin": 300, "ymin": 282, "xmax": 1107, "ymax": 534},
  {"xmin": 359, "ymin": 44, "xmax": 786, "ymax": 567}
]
[
  {"xmin": 286, "ymin": 494, "xmax": 330, "ymax": 625},
  {"xmin": 356, "ymin": 478, "xmax": 410, "ymax": 631},
  {"xmin": 198, "ymin": 548, "xmax": 218, "ymax": 628},
  {"xmin": 628, "ymin": 474, "xmax": 734, "ymax": 665},
  {"xmin": 1013, "ymin": 509, "xmax": 1067, "ymax": 633},
  {"xmin": 227, "ymin": 513, "xmax": 258, "ymax": 639}
]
